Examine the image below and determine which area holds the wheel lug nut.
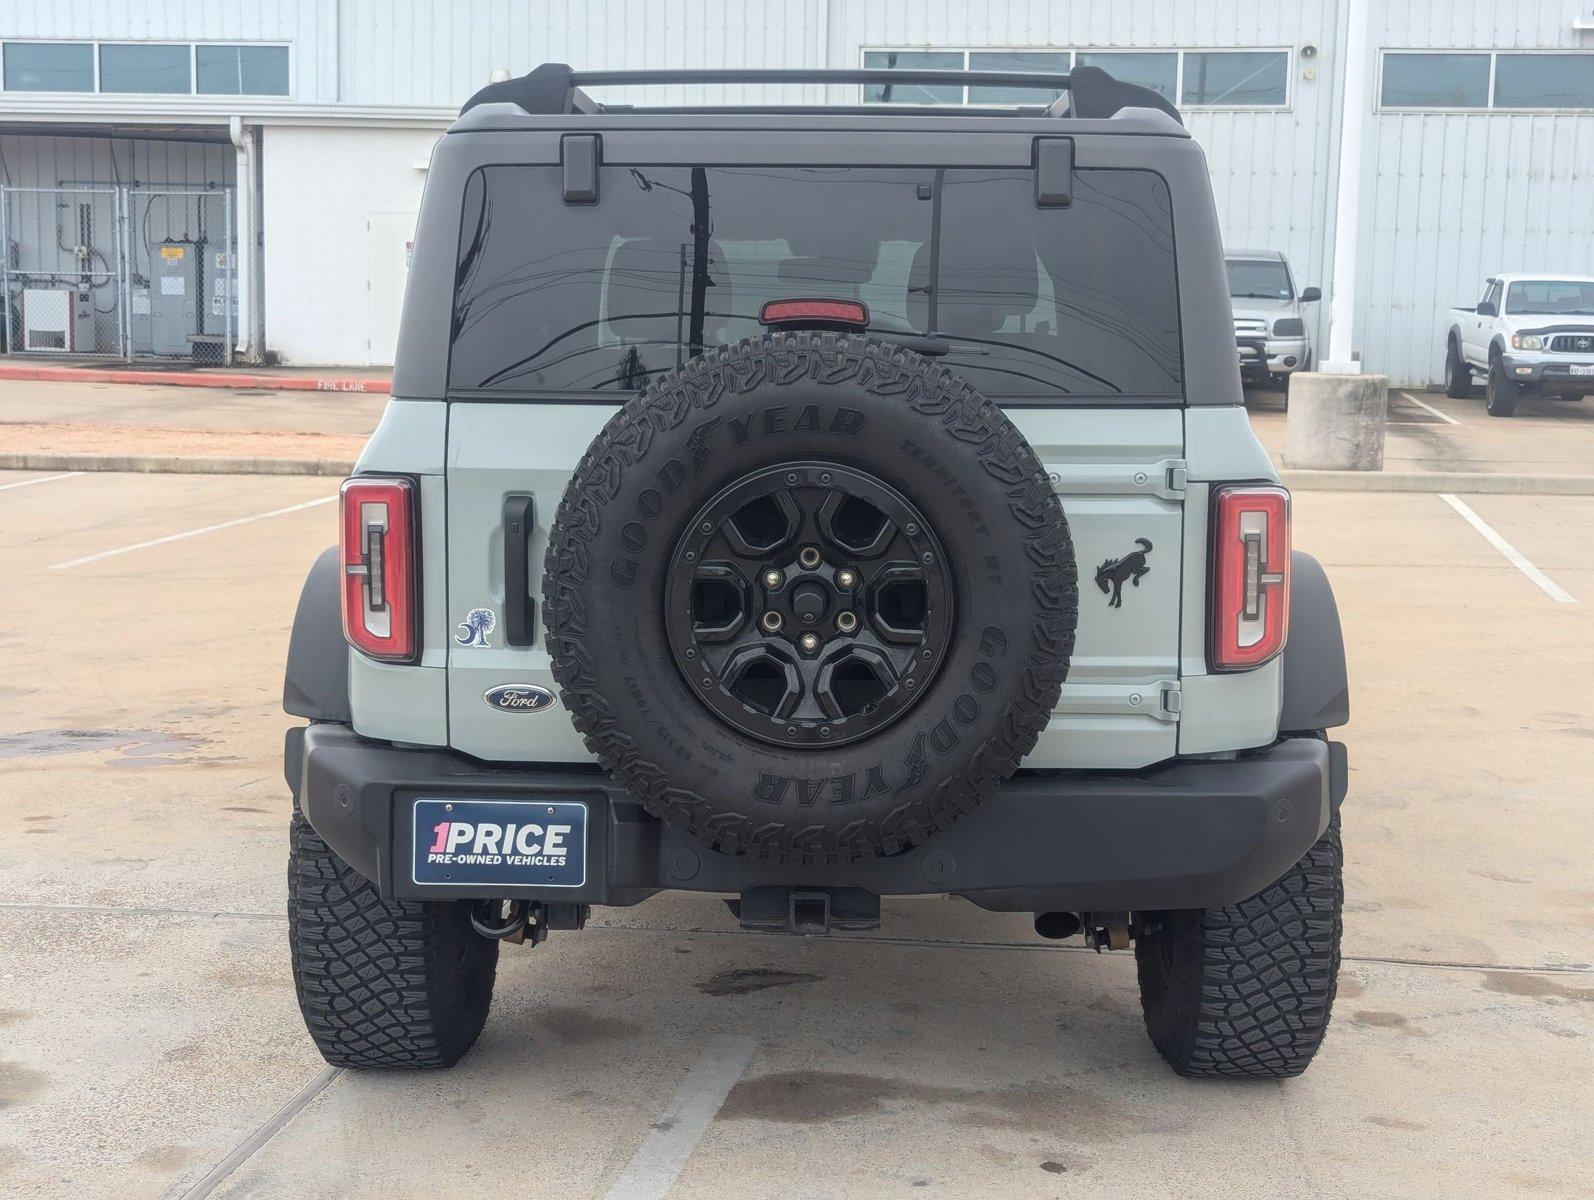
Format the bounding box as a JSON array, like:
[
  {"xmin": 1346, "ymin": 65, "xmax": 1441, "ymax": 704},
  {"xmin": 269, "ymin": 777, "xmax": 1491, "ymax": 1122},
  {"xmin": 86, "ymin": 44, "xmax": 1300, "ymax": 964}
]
[
  {"xmin": 760, "ymin": 611, "xmax": 783, "ymax": 633},
  {"xmin": 837, "ymin": 569, "xmax": 857, "ymax": 589},
  {"xmin": 836, "ymin": 611, "xmax": 858, "ymax": 632},
  {"xmin": 763, "ymin": 569, "xmax": 783, "ymax": 588},
  {"xmin": 799, "ymin": 545, "xmax": 822, "ymax": 570},
  {"xmin": 800, "ymin": 632, "xmax": 820, "ymax": 652}
]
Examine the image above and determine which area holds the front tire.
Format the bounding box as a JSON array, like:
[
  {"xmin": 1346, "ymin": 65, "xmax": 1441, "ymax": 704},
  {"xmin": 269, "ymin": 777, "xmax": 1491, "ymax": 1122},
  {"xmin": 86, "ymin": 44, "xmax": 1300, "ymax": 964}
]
[
  {"xmin": 1134, "ymin": 815, "xmax": 1343, "ymax": 1079},
  {"xmin": 289, "ymin": 814, "xmax": 498, "ymax": 1069},
  {"xmin": 1485, "ymin": 358, "xmax": 1518, "ymax": 417},
  {"xmin": 1444, "ymin": 339, "xmax": 1473, "ymax": 398}
]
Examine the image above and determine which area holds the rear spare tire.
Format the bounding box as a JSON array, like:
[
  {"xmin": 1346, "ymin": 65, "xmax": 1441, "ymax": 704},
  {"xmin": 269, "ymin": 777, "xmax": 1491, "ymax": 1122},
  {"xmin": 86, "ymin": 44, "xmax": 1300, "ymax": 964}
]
[{"xmin": 543, "ymin": 333, "xmax": 1077, "ymax": 863}]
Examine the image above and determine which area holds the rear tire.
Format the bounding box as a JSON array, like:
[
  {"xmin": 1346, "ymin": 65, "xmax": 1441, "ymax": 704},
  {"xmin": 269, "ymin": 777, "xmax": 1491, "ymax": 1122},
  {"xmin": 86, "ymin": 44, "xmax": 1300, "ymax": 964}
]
[
  {"xmin": 1134, "ymin": 814, "xmax": 1343, "ymax": 1079},
  {"xmin": 1444, "ymin": 339, "xmax": 1473, "ymax": 398},
  {"xmin": 1485, "ymin": 359, "xmax": 1517, "ymax": 417},
  {"xmin": 1557, "ymin": 394, "xmax": 1584, "ymax": 403},
  {"xmin": 289, "ymin": 813, "xmax": 498, "ymax": 1069}
]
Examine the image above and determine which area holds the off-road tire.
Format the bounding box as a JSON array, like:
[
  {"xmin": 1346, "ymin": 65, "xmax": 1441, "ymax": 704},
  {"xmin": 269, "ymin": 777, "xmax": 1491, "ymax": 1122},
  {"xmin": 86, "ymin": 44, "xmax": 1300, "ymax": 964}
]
[
  {"xmin": 289, "ymin": 813, "xmax": 498, "ymax": 1069},
  {"xmin": 1485, "ymin": 358, "xmax": 1517, "ymax": 417},
  {"xmin": 543, "ymin": 332, "xmax": 1077, "ymax": 865},
  {"xmin": 1444, "ymin": 339, "xmax": 1473, "ymax": 398},
  {"xmin": 1134, "ymin": 814, "xmax": 1343, "ymax": 1079}
]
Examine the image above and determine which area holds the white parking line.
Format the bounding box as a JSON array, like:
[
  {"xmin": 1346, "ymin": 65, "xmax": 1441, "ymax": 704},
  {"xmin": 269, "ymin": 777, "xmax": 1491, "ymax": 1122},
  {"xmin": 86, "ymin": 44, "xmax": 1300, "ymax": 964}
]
[
  {"xmin": 1440, "ymin": 494, "xmax": 1576, "ymax": 604},
  {"xmin": 50, "ymin": 495, "xmax": 336, "ymax": 570},
  {"xmin": 604, "ymin": 1034, "xmax": 758, "ymax": 1200},
  {"xmin": 0, "ymin": 470, "xmax": 84, "ymax": 492},
  {"xmin": 1400, "ymin": 392, "xmax": 1462, "ymax": 426}
]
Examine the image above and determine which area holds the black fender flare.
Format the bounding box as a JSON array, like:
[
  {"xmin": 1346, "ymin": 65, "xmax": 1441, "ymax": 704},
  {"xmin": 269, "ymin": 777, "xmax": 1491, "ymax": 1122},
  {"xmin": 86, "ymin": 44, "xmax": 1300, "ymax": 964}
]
[
  {"xmin": 1280, "ymin": 551, "xmax": 1349, "ymax": 733},
  {"xmin": 283, "ymin": 546, "xmax": 351, "ymax": 724}
]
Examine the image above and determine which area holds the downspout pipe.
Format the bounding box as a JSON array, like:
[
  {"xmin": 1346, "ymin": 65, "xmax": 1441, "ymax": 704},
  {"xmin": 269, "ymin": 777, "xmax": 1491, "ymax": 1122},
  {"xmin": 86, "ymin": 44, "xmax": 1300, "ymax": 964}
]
[{"xmin": 228, "ymin": 115, "xmax": 259, "ymax": 362}]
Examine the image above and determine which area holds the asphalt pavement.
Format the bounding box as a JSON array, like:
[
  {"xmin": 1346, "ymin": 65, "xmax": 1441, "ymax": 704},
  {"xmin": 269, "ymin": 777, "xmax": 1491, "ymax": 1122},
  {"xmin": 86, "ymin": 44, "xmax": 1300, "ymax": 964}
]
[{"xmin": 0, "ymin": 400, "xmax": 1591, "ymax": 1198}]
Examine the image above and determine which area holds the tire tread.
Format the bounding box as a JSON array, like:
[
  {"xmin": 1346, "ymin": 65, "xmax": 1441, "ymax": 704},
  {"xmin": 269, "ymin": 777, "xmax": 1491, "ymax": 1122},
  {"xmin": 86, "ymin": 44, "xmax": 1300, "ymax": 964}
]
[
  {"xmin": 288, "ymin": 814, "xmax": 498, "ymax": 1069},
  {"xmin": 1135, "ymin": 816, "xmax": 1343, "ymax": 1079}
]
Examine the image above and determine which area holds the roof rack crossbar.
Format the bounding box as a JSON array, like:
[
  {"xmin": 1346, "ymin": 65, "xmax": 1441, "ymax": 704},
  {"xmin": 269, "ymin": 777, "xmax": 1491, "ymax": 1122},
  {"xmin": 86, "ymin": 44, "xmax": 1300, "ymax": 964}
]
[
  {"xmin": 460, "ymin": 63, "xmax": 1183, "ymax": 127},
  {"xmin": 568, "ymin": 68, "xmax": 1075, "ymax": 89}
]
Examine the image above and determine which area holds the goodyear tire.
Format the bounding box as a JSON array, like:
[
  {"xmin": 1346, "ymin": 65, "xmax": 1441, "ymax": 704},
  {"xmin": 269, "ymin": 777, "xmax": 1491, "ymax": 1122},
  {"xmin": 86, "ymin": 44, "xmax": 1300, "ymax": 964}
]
[{"xmin": 543, "ymin": 333, "xmax": 1077, "ymax": 864}]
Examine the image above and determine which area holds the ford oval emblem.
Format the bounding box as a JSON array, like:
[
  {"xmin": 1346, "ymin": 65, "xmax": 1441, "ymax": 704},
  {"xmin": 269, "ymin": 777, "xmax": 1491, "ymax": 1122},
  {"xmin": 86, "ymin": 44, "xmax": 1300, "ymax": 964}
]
[{"xmin": 483, "ymin": 684, "xmax": 558, "ymax": 714}]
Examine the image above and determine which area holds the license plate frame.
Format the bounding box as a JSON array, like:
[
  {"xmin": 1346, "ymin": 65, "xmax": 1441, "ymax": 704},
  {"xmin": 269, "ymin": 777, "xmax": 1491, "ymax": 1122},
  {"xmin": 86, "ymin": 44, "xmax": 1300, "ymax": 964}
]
[{"xmin": 412, "ymin": 797, "xmax": 588, "ymax": 888}]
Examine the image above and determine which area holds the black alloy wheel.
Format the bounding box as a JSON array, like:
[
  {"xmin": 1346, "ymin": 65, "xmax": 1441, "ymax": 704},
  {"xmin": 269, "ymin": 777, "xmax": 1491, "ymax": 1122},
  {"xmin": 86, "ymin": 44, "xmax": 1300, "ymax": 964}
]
[{"xmin": 664, "ymin": 460, "xmax": 954, "ymax": 748}]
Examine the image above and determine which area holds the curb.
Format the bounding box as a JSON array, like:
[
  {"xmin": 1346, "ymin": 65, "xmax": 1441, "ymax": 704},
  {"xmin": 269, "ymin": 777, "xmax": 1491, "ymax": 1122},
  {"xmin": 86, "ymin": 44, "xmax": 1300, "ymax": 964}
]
[
  {"xmin": 1280, "ymin": 470, "xmax": 1594, "ymax": 496},
  {"xmin": 0, "ymin": 452, "xmax": 356, "ymax": 477},
  {"xmin": 0, "ymin": 363, "xmax": 389, "ymax": 394}
]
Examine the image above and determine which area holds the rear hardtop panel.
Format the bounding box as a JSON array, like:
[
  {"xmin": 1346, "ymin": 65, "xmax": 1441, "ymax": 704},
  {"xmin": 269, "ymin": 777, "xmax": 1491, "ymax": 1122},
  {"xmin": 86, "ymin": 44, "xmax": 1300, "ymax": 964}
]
[{"xmin": 393, "ymin": 120, "xmax": 1239, "ymax": 407}]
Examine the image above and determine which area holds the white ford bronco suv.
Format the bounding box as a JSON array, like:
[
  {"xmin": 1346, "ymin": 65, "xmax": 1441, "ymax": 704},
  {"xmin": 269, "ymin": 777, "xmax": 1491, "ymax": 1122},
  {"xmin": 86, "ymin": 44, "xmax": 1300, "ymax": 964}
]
[
  {"xmin": 283, "ymin": 64, "xmax": 1350, "ymax": 1079},
  {"xmin": 1446, "ymin": 274, "xmax": 1594, "ymax": 416}
]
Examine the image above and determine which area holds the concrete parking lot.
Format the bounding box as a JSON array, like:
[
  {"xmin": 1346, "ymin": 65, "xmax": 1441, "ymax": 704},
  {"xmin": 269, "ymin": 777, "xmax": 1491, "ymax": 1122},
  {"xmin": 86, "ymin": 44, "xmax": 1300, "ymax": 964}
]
[{"xmin": 1, "ymin": 395, "xmax": 1591, "ymax": 1198}]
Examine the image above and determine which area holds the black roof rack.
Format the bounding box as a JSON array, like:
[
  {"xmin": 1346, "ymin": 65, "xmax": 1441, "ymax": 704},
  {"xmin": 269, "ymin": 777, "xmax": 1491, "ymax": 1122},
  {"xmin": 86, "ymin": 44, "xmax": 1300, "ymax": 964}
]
[{"xmin": 460, "ymin": 63, "xmax": 1183, "ymax": 126}]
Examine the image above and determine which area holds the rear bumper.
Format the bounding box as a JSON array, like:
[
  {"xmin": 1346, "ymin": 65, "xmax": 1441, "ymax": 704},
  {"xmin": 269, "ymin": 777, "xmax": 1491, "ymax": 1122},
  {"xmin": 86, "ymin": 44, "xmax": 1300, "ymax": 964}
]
[{"xmin": 288, "ymin": 724, "xmax": 1346, "ymax": 913}]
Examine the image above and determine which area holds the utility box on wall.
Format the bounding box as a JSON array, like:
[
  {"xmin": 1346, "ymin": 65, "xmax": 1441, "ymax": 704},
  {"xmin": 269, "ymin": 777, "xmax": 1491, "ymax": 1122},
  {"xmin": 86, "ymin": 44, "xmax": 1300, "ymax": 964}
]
[{"xmin": 149, "ymin": 242, "xmax": 200, "ymax": 357}]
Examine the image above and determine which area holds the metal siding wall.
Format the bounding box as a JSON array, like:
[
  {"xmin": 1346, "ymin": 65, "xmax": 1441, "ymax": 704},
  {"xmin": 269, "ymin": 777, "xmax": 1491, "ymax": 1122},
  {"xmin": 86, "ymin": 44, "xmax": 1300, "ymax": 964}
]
[
  {"xmin": 0, "ymin": 134, "xmax": 233, "ymax": 189},
  {"xmin": 1363, "ymin": 1, "xmax": 1594, "ymax": 384},
  {"xmin": 0, "ymin": 0, "xmax": 327, "ymax": 101},
  {"xmin": 7, "ymin": 1, "xmax": 1593, "ymax": 378}
]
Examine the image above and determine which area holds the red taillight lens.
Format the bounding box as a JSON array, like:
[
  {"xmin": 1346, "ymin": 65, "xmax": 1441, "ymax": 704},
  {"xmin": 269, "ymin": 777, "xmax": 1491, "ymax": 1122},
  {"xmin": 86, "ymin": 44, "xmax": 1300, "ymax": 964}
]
[
  {"xmin": 340, "ymin": 476, "xmax": 417, "ymax": 661},
  {"xmin": 759, "ymin": 298, "xmax": 870, "ymax": 328},
  {"xmin": 1209, "ymin": 485, "xmax": 1291, "ymax": 672}
]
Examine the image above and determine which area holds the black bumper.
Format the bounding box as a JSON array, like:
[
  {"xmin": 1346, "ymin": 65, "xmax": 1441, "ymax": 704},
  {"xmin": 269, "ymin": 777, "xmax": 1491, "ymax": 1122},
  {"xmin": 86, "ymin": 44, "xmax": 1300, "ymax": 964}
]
[{"xmin": 288, "ymin": 724, "xmax": 1346, "ymax": 913}]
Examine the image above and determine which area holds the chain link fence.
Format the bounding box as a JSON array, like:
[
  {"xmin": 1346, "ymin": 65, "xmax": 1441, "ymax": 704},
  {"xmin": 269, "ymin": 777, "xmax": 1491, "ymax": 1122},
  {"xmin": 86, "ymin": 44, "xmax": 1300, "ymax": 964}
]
[{"xmin": 1, "ymin": 184, "xmax": 235, "ymax": 364}]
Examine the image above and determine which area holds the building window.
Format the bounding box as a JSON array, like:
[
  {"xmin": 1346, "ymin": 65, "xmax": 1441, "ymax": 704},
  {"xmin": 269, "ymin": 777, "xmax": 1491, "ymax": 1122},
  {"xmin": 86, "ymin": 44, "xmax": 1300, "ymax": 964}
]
[
  {"xmin": 862, "ymin": 50, "xmax": 963, "ymax": 104},
  {"xmin": 1380, "ymin": 52, "xmax": 1489, "ymax": 108},
  {"xmin": 3, "ymin": 39, "xmax": 288, "ymax": 96},
  {"xmin": 98, "ymin": 43, "xmax": 191, "ymax": 94},
  {"xmin": 1494, "ymin": 53, "xmax": 1594, "ymax": 109},
  {"xmin": 1381, "ymin": 50, "xmax": 1594, "ymax": 111},
  {"xmin": 197, "ymin": 44, "xmax": 290, "ymax": 95},
  {"xmin": 1181, "ymin": 51, "xmax": 1289, "ymax": 106},
  {"xmin": 1074, "ymin": 51, "xmax": 1178, "ymax": 99},
  {"xmin": 967, "ymin": 50, "xmax": 1068, "ymax": 104},
  {"xmin": 861, "ymin": 48, "xmax": 1289, "ymax": 109},
  {"xmin": 3, "ymin": 42, "xmax": 94, "ymax": 91}
]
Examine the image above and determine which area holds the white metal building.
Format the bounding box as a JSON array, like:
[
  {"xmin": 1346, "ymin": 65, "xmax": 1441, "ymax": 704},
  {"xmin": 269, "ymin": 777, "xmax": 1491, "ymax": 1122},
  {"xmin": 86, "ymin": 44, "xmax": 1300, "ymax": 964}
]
[{"xmin": 1, "ymin": 1, "xmax": 1591, "ymax": 383}]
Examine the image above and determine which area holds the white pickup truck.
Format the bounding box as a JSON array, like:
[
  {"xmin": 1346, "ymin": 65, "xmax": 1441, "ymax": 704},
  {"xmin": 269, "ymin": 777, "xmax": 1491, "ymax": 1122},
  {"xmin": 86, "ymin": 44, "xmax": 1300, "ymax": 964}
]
[{"xmin": 1445, "ymin": 274, "xmax": 1594, "ymax": 416}]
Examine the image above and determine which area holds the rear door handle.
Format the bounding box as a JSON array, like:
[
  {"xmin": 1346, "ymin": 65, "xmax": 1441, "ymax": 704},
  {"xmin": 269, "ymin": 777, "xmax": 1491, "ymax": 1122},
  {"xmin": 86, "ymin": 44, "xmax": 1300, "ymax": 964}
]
[{"xmin": 502, "ymin": 494, "xmax": 536, "ymax": 647}]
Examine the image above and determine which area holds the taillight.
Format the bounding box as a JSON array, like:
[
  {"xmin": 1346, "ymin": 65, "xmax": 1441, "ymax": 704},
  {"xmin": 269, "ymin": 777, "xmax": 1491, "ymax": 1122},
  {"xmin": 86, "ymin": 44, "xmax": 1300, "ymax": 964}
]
[
  {"xmin": 1209, "ymin": 484, "xmax": 1290, "ymax": 672},
  {"xmin": 340, "ymin": 476, "xmax": 417, "ymax": 661}
]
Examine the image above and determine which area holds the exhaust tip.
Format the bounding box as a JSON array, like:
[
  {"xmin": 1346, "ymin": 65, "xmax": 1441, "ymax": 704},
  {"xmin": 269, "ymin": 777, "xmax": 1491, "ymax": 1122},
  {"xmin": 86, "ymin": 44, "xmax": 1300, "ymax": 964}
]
[{"xmin": 1033, "ymin": 911, "xmax": 1082, "ymax": 941}]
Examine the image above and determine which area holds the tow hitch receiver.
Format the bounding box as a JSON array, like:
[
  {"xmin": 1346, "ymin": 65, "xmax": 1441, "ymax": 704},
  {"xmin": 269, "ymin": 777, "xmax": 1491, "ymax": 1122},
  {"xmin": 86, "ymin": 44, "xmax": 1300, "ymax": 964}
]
[{"xmin": 732, "ymin": 886, "xmax": 881, "ymax": 934}]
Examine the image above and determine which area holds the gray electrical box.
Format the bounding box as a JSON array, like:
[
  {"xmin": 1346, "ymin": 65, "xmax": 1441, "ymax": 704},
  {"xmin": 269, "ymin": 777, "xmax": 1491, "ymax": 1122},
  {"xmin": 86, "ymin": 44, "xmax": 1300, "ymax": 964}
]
[{"xmin": 149, "ymin": 241, "xmax": 199, "ymax": 357}]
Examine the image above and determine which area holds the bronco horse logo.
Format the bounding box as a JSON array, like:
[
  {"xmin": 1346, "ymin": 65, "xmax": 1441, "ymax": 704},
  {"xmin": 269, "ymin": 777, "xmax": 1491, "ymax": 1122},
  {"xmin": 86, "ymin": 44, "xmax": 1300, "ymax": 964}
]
[
  {"xmin": 1094, "ymin": 539, "xmax": 1153, "ymax": 609},
  {"xmin": 456, "ymin": 607, "xmax": 496, "ymax": 647}
]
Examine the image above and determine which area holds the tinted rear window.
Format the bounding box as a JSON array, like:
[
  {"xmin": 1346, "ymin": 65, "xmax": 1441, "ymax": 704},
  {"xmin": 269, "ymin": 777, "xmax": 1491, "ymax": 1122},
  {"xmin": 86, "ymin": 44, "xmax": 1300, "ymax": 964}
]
[{"xmin": 449, "ymin": 164, "xmax": 1181, "ymax": 401}]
